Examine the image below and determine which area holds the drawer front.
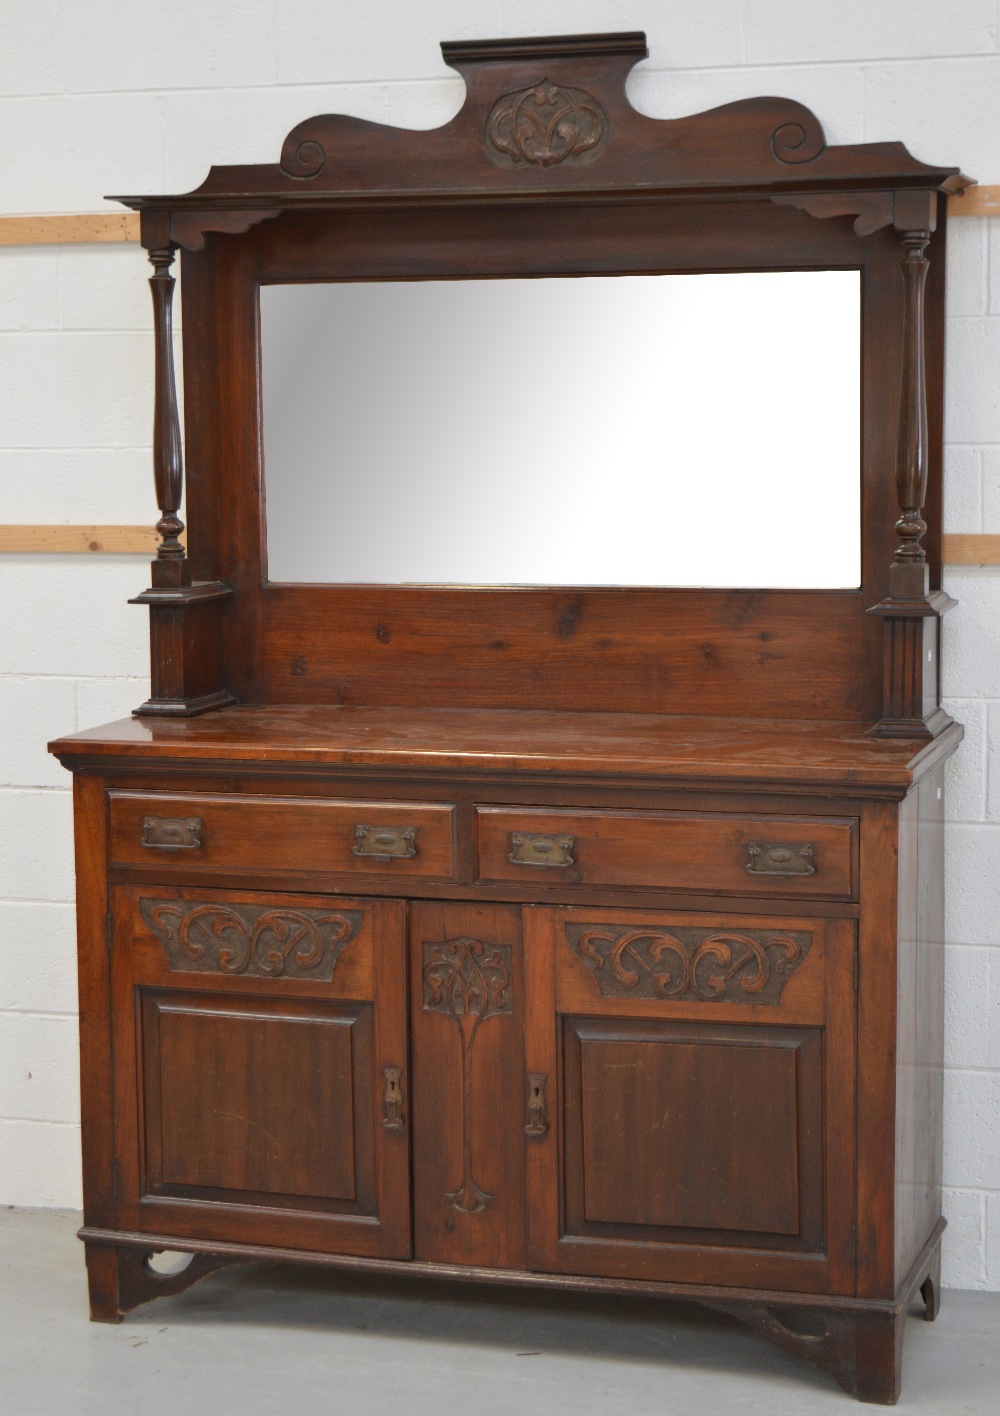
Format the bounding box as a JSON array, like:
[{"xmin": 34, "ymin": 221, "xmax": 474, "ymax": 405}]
[
  {"xmin": 109, "ymin": 791, "xmax": 457, "ymax": 880},
  {"xmin": 476, "ymin": 806, "xmax": 856, "ymax": 899}
]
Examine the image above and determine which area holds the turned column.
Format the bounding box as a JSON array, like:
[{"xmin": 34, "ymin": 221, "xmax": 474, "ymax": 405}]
[
  {"xmin": 146, "ymin": 246, "xmax": 188, "ymax": 585},
  {"xmin": 868, "ymin": 191, "xmax": 954, "ymax": 739},
  {"xmin": 130, "ymin": 225, "xmax": 233, "ymax": 717}
]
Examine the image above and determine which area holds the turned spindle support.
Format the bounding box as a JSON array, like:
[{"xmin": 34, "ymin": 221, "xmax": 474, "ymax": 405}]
[
  {"xmin": 146, "ymin": 246, "xmax": 189, "ymax": 583},
  {"xmin": 131, "ymin": 229, "xmax": 233, "ymax": 717},
  {"xmin": 868, "ymin": 195, "xmax": 954, "ymax": 739}
]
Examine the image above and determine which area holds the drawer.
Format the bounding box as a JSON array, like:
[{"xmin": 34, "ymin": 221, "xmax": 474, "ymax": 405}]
[
  {"xmin": 475, "ymin": 806, "xmax": 856, "ymax": 899},
  {"xmin": 109, "ymin": 792, "xmax": 458, "ymax": 880}
]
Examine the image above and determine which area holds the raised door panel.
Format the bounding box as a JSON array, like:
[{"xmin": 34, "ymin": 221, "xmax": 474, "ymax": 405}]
[
  {"xmin": 524, "ymin": 904, "xmax": 855, "ymax": 1293},
  {"xmin": 409, "ymin": 901, "xmax": 527, "ymax": 1269},
  {"xmin": 564, "ymin": 1019, "xmax": 822, "ymax": 1246},
  {"xmin": 141, "ymin": 993, "xmax": 374, "ymax": 1212},
  {"xmin": 111, "ymin": 885, "xmax": 410, "ymax": 1257}
]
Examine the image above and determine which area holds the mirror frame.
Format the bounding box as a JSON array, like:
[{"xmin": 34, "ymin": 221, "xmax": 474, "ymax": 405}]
[{"xmin": 113, "ymin": 32, "xmax": 968, "ymax": 735}]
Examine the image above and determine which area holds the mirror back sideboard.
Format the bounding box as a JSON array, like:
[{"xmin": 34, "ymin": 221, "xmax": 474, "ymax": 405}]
[{"xmin": 49, "ymin": 32, "xmax": 971, "ymax": 1405}]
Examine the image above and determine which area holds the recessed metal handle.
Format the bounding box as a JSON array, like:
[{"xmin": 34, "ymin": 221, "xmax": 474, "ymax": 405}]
[
  {"xmin": 508, "ymin": 832, "xmax": 575, "ymax": 868},
  {"xmin": 382, "ymin": 1066, "xmax": 404, "ymax": 1130},
  {"xmin": 141, "ymin": 816, "xmax": 203, "ymax": 850},
  {"xmin": 746, "ymin": 842, "xmax": 816, "ymax": 877},
  {"xmin": 353, "ymin": 825, "xmax": 417, "ymax": 860},
  {"xmin": 525, "ymin": 1073, "xmax": 548, "ymax": 1137}
]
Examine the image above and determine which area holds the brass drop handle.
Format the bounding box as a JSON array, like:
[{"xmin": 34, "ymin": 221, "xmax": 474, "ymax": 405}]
[
  {"xmin": 141, "ymin": 816, "xmax": 203, "ymax": 849},
  {"xmin": 525, "ymin": 1073, "xmax": 548, "ymax": 1137},
  {"xmin": 382, "ymin": 1066, "xmax": 404, "ymax": 1131},
  {"xmin": 508, "ymin": 832, "xmax": 575, "ymax": 868},
  {"xmin": 353, "ymin": 825, "xmax": 417, "ymax": 860},
  {"xmin": 746, "ymin": 841, "xmax": 816, "ymax": 877}
]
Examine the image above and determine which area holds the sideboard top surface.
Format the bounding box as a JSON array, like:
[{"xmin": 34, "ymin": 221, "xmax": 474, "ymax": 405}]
[{"xmin": 49, "ymin": 705, "xmax": 961, "ymax": 790}]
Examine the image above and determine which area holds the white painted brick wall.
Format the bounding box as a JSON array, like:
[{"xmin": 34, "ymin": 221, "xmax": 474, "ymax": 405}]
[{"xmin": 1, "ymin": 2, "xmax": 998, "ymax": 1286}]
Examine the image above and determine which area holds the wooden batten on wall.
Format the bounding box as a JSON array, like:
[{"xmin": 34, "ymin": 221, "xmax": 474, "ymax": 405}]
[
  {"xmin": 0, "ymin": 527, "xmax": 996, "ymax": 563},
  {"xmin": 0, "ymin": 526, "xmax": 161, "ymax": 554},
  {"xmin": 0, "ymin": 212, "xmax": 140, "ymax": 245}
]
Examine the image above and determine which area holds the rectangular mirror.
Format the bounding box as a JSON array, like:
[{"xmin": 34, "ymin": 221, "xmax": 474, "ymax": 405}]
[{"xmin": 261, "ymin": 270, "xmax": 861, "ymax": 589}]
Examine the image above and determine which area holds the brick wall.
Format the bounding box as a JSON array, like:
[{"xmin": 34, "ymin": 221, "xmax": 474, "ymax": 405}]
[{"xmin": 1, "ymin": 1, "xmax": 998, "ymax": 1286}]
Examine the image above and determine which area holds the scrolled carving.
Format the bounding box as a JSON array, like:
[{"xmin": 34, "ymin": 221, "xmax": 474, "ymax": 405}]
[
  {"xmin": 565, "ymin": 923, "xmax": 811, "ymax": 1004},
  {"xmin": 281, "ymin": 138, "xmax": 327, "ymax": 179},
  {"xmin": 485, "ymin": 81, "xmax": 608, "ymax": 168},
  {"xmin": 770, "ymin": 119, "xmax": 825, "ymax": 165},
  {"xmin": 423, "ymin": 937, "xmax": 512, "ymax": 1213},
  {"xmin": 140, "ymin": 898, "xmax": 362, "ymax": 981}
]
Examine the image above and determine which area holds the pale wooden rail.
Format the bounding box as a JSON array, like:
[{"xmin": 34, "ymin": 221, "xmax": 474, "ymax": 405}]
[
  {"xmin": 0, "ymin": 526, "xmax": 995, "ymax": 564},
  {"xmin": 940, "ymin": 534, "xmax": 1000, "ymax": 565},
  {"xmin": 0, "ymin": 213, "xmax": 140, "ymax": 245},
  {"xmin": 948, "ymin": 185, "xmax": 1000, "ymax": 217},
  {"xmin": 0, "ymin": 526, "xmax": 160, "ymax": 554}
]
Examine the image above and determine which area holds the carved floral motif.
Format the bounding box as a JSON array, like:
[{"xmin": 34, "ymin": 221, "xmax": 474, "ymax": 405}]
[
  {"xmin": 485, "ymin": 81, "xmax": 607, "ymax": 168},
  {"xmin": 140, "ymin": 898, "xmax": 361, "ymax": 981},
  {"xmin": 565, "ymin": 923, "xmax": 811, "ymax": 1004},
  {"xmin": 423, "ymin": 937, "xmax": 512, "ymax": 1213}
]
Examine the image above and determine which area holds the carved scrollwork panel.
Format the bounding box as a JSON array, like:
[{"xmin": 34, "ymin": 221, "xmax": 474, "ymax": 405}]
[
  {"xmin": 422, "ymin": 936, "xmax": 513, "ymax": 1021},
  {"xmin": 485, "ymin": 81, "xmax": 608, "ymax": 168},
  {"xmin": 140, "ymin": 898, "xmax": 362, "ymax": 981},
  {"xmin": 565, "ymin": 923, "xmax": 811, "ymax": 1004}
]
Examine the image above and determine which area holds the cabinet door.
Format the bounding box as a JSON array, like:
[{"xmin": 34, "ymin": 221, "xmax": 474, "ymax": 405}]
[
  {"xmin": 110, "ymin": 885, "xmax": 410, "ymax": 1258},
  {"xmin": 524, "ymin": 905, "xmax": 855, "ymax": 1293}
]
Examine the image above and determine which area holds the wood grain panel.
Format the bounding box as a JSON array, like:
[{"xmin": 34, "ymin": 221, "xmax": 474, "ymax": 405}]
[
  {"xmin": 0, "ymin": 213, "xmax": 140, "ymax": 245},
  {"xmin": 142, "ymin": 992, "xmax": 373, "ymax": 1211},
  {"xmin": 409, "ymin": 902, "xmax": 527, "ymax": 1269},
  {"xmin": 255, "ymin": 584, "xmax": 869, "ymax": 721},
  {"xmin": 949, "ymin": 184, "xmax": 1000, "ymax": 216},
  {"xmin": 567, "ymin": 1019, "xmax": 809, "ymax": 1237},
  {"xmin": 894, "ymin": 769, "xmax": 946, "ymax": 1288},
  {"xmin": 855, "ymin": 803, "xmax": 903, "ymax": 1298},
  {"xmin": 0, "ymin": 525, "xmax": 159, "ymax": 554},
  {"xmin": 941, "ymin": 533, "xmax": 1000, "ymax": 565}
]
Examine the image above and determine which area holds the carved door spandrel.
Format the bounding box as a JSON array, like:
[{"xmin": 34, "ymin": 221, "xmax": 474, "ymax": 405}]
[{"xmin": 409, "ymin": 902, "xmax": 527, "ymax": 1269}]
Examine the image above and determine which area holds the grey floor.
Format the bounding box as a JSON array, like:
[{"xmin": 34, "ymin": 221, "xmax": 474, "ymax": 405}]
[{"xmin": 1, "ymin": 1209, "xmax": 998, "ymax": 1415}]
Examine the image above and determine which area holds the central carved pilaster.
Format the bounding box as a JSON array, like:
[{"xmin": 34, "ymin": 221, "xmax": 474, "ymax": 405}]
[{"xmin": 422, "ymin": 937, "xmax": 513, "ymax": 1213}]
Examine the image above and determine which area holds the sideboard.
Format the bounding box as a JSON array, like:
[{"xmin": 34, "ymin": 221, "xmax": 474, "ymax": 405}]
[{"xmin": 50, "ymin": 32, "xmax": 970, "ymax": 1404}]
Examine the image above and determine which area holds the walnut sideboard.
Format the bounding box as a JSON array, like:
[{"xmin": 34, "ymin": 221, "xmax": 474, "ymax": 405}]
[{"xmin": 49, "ymin": 31, "xmax": 970, "ymax": 1406}]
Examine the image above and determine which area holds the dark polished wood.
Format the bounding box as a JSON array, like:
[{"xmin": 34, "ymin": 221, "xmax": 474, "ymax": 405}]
[
  {"xmin": 409, "ymin": 902, "xmax": 527, "ymax": 1268},
  {"xmin": 51, "ymin": 704, "xmax": 962, "ymax": 791},
  {"xmin": 49, "ymin": 30, "xmax": 968, "ymax": 1406}
]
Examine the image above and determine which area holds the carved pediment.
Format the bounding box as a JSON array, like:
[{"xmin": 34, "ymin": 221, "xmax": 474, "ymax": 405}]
[{"xmin": 110, "ymin": 30, "xmax": 966, "ymax": 237}]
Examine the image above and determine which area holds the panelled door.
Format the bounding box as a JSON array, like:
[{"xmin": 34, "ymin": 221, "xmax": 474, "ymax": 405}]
[
  {"xmin": 110, "ymin": 885, "xmax": 411, "ymax": 1257},
  {"xmin": 524, "ymin": 904, "xmax": 856, "ymax": 1293}
]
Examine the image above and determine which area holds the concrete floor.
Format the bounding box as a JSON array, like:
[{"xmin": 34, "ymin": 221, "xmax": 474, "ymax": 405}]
[{"xmin": 1, "ymin": 1209, "xmax": 998, "ymax": 1415}]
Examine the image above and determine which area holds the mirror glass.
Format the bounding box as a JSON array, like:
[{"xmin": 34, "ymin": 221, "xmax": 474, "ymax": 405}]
[{"xmin": 262, "ymin": 271, "xmax": 860, "ymax": 588}]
